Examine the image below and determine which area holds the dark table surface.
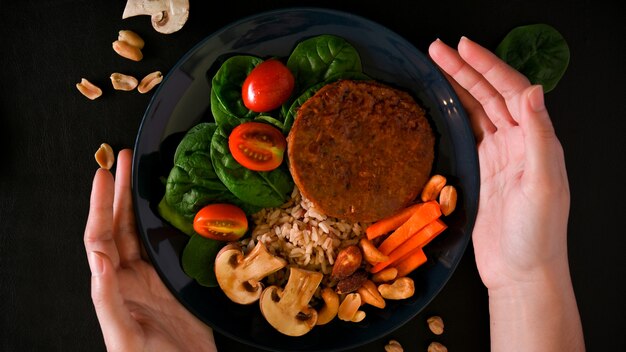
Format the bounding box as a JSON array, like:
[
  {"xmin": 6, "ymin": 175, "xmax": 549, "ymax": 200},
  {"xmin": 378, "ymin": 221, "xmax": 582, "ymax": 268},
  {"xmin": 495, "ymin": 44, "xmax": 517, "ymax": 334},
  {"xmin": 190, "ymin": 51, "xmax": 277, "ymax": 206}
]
[{"xmin": 1, "ymin": 1, "xmax": 624, "ymax": 351}]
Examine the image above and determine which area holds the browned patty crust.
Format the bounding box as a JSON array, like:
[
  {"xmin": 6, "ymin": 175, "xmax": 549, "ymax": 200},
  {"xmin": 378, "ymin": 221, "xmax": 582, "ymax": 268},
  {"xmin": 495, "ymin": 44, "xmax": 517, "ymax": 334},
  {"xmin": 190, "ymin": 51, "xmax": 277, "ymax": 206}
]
[{"xmin": 287, "ymin": 79, "xmax": 435, "ymax": 222}]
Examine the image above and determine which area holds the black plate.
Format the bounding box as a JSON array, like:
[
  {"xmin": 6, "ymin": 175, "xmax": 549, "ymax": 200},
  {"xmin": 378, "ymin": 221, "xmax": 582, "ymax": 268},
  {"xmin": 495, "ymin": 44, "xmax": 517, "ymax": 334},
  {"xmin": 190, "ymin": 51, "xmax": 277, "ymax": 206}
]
[{"xmin": 132, "ymin": 7, "xmax": 479, "ymax": 352}]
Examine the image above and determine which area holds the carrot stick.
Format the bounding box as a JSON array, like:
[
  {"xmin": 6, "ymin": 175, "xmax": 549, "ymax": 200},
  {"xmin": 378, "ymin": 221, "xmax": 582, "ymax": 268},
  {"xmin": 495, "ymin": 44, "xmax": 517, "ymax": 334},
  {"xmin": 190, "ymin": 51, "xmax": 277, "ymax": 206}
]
[
  {"xmin": 377, "ymin": 201, "xmax": 442, "ymax": 255},
  {"xmin": 370, "ymin": 219, "xmax": 447, "ymax": 274},
  {"xmin": 366, "ymin": 203, "xmax": 424, "ymax": 240},
  {"xmin": 393, "ymin": 248, "xmax": 428, "ymax": 277}
]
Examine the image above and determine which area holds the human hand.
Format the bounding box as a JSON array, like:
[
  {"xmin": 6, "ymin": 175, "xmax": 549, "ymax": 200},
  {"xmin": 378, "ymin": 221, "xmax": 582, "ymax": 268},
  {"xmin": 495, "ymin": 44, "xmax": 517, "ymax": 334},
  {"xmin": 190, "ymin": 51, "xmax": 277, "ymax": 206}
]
[
  {"xmin": 429, "ymin": 37, "xmax": 584, "ymax": 351},
  {"xmin": 84, "ymin": 149, "xmax": 217, "ymax": 352},
  {"xmin": 429, "ymin": 37, "xmax": 570, "ymax": 291}
]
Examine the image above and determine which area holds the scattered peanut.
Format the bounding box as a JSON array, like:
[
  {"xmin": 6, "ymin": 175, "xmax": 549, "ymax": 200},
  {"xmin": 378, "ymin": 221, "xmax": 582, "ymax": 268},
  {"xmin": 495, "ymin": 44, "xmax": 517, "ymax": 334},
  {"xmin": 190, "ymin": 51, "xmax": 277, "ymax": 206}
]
[
  {"xmin": 118, "ymin": 30, "xmax": 144, "ymax": 49},
  {"xmin": 359, "ymin": 238, "xmax": 389, "ymax": 264},
  {"xmin": 316, "ymin": 288, "xmax": 339, "ymax": 325},
  {"xmin": 112, "ymin": 39, "xmax": 143, "ymax": 61},
  {"xmin": 384, "ymin": 340, "xmax": 403, "ymax": 352},
  {"xmin": 137, "ymin": 71, "xmax": 163, "ymax": 93},
  {"xmin": 95, "ymin": 143, "xmax": 115, "ymax": 170},
  {"xmin": 110, "ymin": 73, "xmax": 139, "ymax": 91},
  {"xmin": 371, "ymin": 267, "xmax": 398, "ymax": 283},
  {"xmin": 427, "ymin": 341, "xmax": 448, "ymax": 352},
  {"xmin": 421, "ymin": 174, "xmax": 447, "ymax": 202},
  {"xmin": 427, "ymin": 315, "xmax": 444, "ymax": 335},
  {"xmin": 438, "ymin": 185, "xmax": 457, "ymax": 216},
  {"xmin": 378, "ymin": 277, "xmax": 415, "ymax": 300},
  {"xmin": 76, "ymin": 78, "xmax": 103, "ymax": 100},
  {"xmin": 337, "ymin": 293, "xmax": 361, "ymax": 322},
  {"xmin": 357, "ymin": 280, "xmax": 385, "ymax": 309}
]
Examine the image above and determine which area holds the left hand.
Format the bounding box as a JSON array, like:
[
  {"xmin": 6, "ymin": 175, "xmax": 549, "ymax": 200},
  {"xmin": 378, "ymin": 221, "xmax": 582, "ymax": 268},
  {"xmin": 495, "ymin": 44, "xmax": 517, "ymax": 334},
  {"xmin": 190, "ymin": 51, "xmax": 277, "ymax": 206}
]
[{"xmin": 84, "ymin": 149, "xmax": 217, "ymax": 352}]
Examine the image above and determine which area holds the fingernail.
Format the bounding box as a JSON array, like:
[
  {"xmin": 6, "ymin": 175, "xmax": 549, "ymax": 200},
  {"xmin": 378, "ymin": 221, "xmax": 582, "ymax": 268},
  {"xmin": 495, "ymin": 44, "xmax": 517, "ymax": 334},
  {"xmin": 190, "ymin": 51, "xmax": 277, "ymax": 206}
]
[
  {"xmin": 528, "ymin": 85, "xmax": 545, "ymax": 112},
  {"xmin": 89, "ymin": 251, "xmax": 104, "ymax": 276}
]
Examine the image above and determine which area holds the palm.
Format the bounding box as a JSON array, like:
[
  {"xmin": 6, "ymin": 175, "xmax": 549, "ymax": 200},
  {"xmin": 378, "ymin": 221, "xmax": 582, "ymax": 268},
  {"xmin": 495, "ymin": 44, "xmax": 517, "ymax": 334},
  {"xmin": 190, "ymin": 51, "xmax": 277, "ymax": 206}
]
[{"xmin": 429, "ymin": 38, "xmax": 570, "ymax": 291}]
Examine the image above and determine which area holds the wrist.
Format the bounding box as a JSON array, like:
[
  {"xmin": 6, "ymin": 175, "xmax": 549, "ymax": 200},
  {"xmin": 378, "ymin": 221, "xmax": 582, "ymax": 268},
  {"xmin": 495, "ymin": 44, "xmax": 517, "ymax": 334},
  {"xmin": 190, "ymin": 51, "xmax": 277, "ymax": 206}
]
[{"xmin": 487, "ymin": 262, "xmax": 585, "ymax": 352}]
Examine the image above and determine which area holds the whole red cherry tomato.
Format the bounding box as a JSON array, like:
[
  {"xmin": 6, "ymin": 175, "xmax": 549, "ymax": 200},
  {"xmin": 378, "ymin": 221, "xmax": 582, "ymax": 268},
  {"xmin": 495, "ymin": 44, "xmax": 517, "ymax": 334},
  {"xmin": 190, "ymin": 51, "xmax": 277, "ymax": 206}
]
[
  {"xmin": 242, "ymin": 59, "xmax": 295, "ymax": 112},
  {"xmin": 193, "ymin": 204, "xmax": 248, "ymax": 241},
  {"xmin": 228, "ymin": 122, "xmax": 286, "ymax": 171}
]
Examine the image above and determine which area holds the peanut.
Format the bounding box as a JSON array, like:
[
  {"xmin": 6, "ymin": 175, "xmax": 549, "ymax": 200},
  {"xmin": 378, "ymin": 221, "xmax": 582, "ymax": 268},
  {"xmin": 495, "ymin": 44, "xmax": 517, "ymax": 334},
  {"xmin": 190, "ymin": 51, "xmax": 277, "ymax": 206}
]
[
  {"xmin": 427, "ymin": 315, "xmax": 444, "ymax": 335},
  {"xmin": 357, "ymin": 280, "xmax": 385, "ymax": 309},
  {"xmin": 378, "ymin": 277, "xmax": 415, "ymax": 300},
  {"xmin": 439, "ymin": 185, "xmax": 457, "ymax": 216},
  {"xmin": 76, "ymin": 78, "xmax": 102, "ymax": 100},
  {"xmin": 95, "ymin": 143, "xmax": 114, "ymax": 170},
  {"xmin": 118, "ymin": 30, "xmax": 144, "ymax": 49},
  {"xmin": 427, "ymin": 342, "xmax": 448, "ymax": 352},
  {"xmin": 421, "ymin": 174, "xmax": 447, "ymax": 202},
  {"xmin": 112, "ymin": 40, "xmax": 143, "ymax": 61},
  {"xmin": 351, "ymin": 310, "xmax": 366, "ymax": 322},
  {"xmin": 316, "ymin": 288, "xmax": 339, "ymax": 325},
  {"xmin": 384, "ymin": 340, "xmax": 404, "ymax": 352},
  {"xmin": 331, "ymin": 245, "xmax": 362, "ymax": 281},
  {"xmin": 138, "ymin": 71, "xmax": 163, "ymax": 94},
  {"xmin": 110, "ymin": 73, "xmax": 139, "ymax": 91},
  {"xmin": 359, "ymin": 238, "xmax": 389, "ymax": 264},
  {"xmin": 337, "ymin": 293, "xmax": 361, "ymax": 321}
]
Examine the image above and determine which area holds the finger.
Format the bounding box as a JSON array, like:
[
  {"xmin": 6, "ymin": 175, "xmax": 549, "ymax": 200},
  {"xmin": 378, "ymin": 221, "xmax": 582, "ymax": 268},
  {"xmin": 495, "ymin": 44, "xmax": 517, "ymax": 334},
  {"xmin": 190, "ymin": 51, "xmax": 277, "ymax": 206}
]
[
  {"xmin": 113, "ymin": 149, "xmax": 141, "ymax": 265},
  {"xmin": 85, "ymin": 168, "xmax": 120, "ymax": 269},
  {"xmin": 519, "ymin": 85, "xmax": 567, "ymax": 184},
  {"xmin": 457, "ymin": 36, "xmax": 531, "ymax": 122},
  {"xmin": 88, "ymin": 251, "xmax": 141, "ymax": 351},
  {"xmin": 429, "ymin": 39, "xmax": 497, "ymax": 141},
  {"xmin": 429, "ymin": 38, "xmax": 517, "ymax": 129}
]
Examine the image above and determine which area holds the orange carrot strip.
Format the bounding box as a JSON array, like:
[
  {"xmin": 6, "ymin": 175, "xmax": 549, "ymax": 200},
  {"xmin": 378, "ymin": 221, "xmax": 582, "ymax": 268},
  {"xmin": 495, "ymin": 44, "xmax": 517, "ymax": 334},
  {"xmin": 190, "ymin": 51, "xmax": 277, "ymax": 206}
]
[
  {"xmin": 370, "ymin": 219, "xmax": 447, "ymax": 274},
  {"xmin": 393, "ymin": 247, "xmax": 428, "ymax": 277},
  {"xmin": 366, "ymin": 203, "xmax": 424, "ymax": 240},
  {"xmin": 377, "ymin": 201, "xmax": 442, "ymax": 255}
]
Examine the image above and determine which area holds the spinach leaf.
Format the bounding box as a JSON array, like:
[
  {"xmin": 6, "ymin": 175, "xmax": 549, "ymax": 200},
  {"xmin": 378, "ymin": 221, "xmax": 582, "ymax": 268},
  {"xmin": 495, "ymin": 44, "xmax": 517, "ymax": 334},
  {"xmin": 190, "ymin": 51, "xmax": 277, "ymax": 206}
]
[
  {"xmin": 254, "ymin": 115, "xmax": 284, "ymax": 131},
  {"xmin": 158, "ymin": 122, "xmax": 260, "ymax": 236},
  {"xmin": 286, "ymin": 34, "xmax": 363, "ymax": 96},
  {"xmin": 181, "ymin": 232, "xmax": 224, "ymax": 287},
  {"xmin": 496, "ymin": 24, "xmax": 570, "ymax": 92},
  {"xmin": 211, "ymin": 126, "xmax": 293, "ymax": 208},
  {"xmin": 211, "ymin": 55, "xmax": 263, "ymax": 132},
  {"xmin": 282, "ymin": 71, "xmax": 371, "ymax": 134}
]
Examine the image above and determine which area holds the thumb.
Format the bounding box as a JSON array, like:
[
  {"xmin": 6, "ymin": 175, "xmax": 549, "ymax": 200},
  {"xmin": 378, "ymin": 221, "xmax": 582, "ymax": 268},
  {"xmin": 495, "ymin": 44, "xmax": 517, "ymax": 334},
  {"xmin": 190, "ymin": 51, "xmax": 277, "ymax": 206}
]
[
  {"xmin": 519, "ymin": 85, "xmax": 568, "ymax": 190},
  {"xmin": 89, "ymin": 251, "xmax": 140, "ymax": 351}
]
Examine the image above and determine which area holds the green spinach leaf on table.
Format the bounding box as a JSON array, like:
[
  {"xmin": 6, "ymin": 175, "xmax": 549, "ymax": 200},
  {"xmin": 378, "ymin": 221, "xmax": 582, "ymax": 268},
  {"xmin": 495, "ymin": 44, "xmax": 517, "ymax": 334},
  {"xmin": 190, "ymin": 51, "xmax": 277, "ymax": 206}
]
[{"xmin": 496, "ymin": 23, "xmax": 570, "ymax": 93}]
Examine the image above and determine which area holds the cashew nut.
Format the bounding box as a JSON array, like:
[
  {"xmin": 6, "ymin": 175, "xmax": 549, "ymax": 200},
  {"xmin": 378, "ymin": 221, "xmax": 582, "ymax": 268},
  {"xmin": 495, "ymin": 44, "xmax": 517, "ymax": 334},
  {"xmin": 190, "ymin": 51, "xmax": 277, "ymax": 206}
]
[
  {"xmin": 377, "ymin": 277, "xmax": 415, "ymax": 300},
  {"xmin": 359, "ymin": 238, "xmax": 389, "ymax": 264},
  {"xmin": 371, "ymin": 267, "xmax": 398, "ymax": 283},
  {"xmin": 316, "ymin": 288, "xmax": 339, "ymax": 325},
  {"xmin": 421, "ymin": 174, "xmax": 447, "ymax": 202}
]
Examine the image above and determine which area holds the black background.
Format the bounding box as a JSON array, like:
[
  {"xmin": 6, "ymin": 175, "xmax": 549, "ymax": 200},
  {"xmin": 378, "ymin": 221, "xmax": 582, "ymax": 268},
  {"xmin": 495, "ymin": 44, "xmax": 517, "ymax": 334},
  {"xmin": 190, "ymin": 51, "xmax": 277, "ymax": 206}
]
[{"xmin": 1, "ymin": 1, "xmax": 624, "ymax": 351}]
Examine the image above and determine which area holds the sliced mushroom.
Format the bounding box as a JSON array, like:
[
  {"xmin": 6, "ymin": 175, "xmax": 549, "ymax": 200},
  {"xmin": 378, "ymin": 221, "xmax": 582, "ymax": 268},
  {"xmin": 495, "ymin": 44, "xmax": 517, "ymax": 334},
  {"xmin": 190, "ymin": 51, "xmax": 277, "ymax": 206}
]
[
  {"xmin": 214, "ymin": 242, "xmax": 286, "ymax": 305},
  {"xmin": 259, "ymin": 267, "xmax": 323, "ymax": 336},
  {"xmin": 122, "ymin": 0, "xmax": 189, "ymax": 34}
]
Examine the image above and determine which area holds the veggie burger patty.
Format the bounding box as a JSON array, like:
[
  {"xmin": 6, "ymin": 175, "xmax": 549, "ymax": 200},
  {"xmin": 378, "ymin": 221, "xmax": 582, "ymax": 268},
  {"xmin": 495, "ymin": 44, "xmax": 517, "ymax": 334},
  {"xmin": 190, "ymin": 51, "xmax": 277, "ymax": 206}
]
[{"xmin": 287, "ymin": 79, "xmax": 435, "ymax": 222}]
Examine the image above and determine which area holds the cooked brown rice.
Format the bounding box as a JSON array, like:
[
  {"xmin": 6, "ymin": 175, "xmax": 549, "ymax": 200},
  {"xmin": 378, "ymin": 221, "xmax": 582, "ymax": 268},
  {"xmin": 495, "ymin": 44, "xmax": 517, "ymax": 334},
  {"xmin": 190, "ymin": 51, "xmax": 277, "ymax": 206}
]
[{"xmin": 240, "ymin": 186, "xmax": 370, "ymax": 287}]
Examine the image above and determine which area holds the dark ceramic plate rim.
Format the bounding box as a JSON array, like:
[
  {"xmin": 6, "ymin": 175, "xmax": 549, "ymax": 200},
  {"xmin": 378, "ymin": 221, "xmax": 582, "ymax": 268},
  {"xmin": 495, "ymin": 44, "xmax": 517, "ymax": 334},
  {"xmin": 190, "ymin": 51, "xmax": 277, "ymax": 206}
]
[{"xmin": 132, "ymin": 7, "xmax": 479, "ymax": 352}]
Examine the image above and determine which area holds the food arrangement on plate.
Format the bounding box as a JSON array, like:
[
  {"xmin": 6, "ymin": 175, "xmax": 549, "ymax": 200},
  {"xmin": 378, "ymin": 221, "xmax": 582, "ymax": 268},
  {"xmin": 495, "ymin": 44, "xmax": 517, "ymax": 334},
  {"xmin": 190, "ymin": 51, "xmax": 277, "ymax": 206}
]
[{"xmin": 156, "ymin": 34, "xmax": 460, "ymax": 337}]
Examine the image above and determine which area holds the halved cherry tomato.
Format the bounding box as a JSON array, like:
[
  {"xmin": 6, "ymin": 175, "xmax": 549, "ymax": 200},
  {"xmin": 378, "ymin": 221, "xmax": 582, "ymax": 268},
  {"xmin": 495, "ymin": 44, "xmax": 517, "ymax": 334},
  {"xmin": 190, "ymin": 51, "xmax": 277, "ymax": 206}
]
[
  {"xmin": 228, "ymin": 122, "xmax": 286, "ymax": 171},
  {"xmin": 193, "ymin": 204, "xmax": 248, "ymax": 241},
  {"xmin": 242, "ymin": 59, "xmax": 295, "ymax": 112}
]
